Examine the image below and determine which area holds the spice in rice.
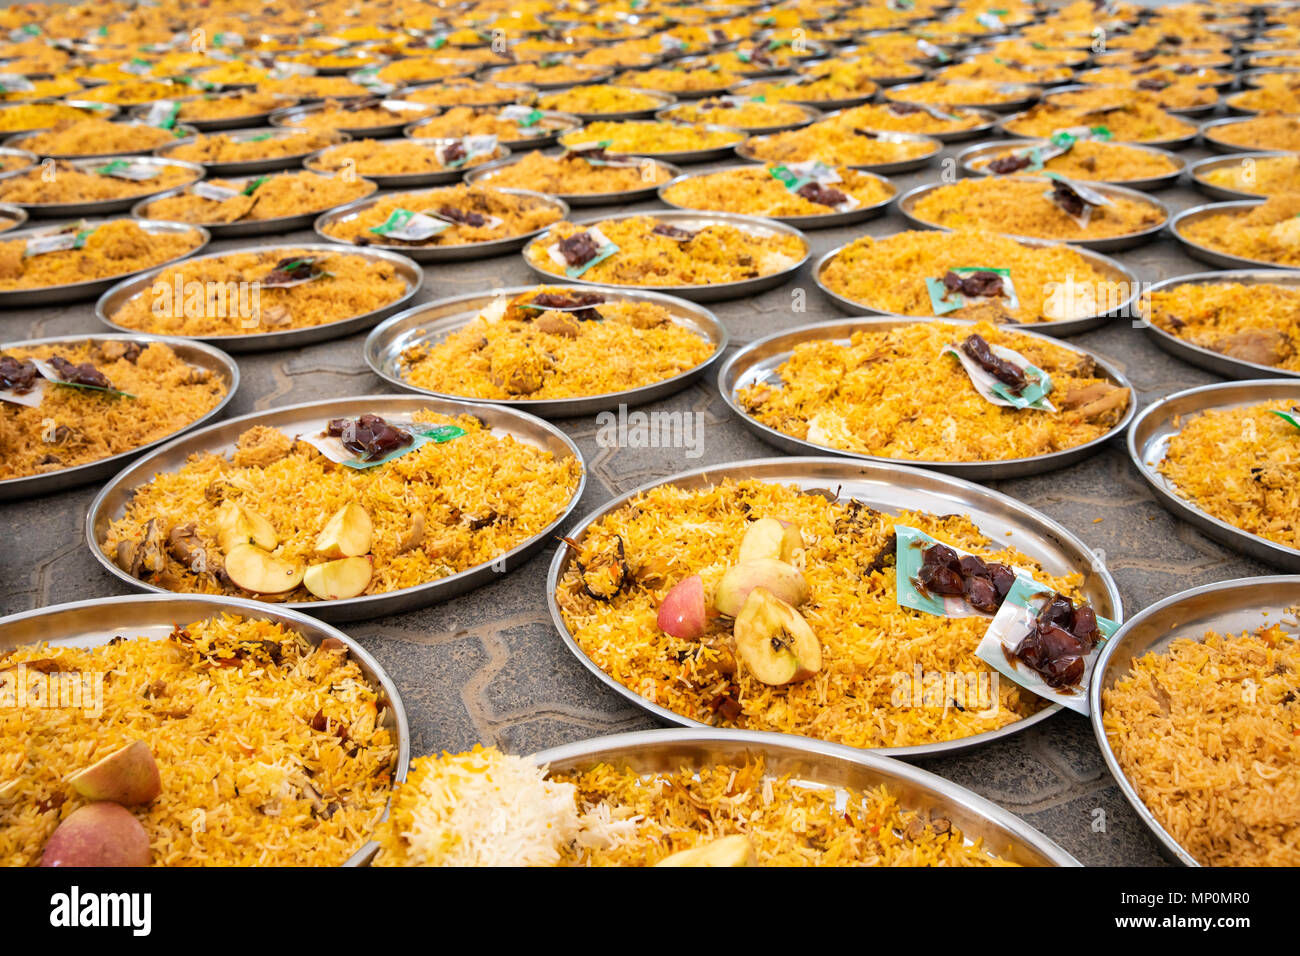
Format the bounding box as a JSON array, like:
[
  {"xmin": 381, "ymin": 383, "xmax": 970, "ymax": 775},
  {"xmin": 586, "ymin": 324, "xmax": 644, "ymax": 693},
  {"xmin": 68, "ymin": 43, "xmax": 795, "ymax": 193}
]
[
  {"xmin": 137, "ymin": 170, "xmax": 376, "ymax": 224},
  {"xmin": 662, "ymin": 164, "xmax": 891, "ymax": 217},
  {"xmin": 319, "ymin": 184, "xmax": 563, "ymax": 247},
  {"xmin": 559, "ymin": 120, "xmax": 742, "ymax": 155},
  {"xmin": 1177, "ymin": 194, "xmax": 1300, "ymax": 267},
  {"xmin": 0, "ymin": 219, "xmax": 204, "ymax": 290},
  {"xmin": 16, "ymin": 118, "xmax": 176, "ymax": 157}
]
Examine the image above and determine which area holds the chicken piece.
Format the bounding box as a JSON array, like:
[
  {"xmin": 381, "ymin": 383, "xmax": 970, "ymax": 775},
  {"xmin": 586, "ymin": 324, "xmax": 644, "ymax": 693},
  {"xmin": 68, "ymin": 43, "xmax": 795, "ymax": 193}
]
[
  {"xmin": 1060, "ymin": 382, "xmax": 1130, "ymax": 421},
  {"xmin": 532, "ymin": 311, "xmax": 580, "ymax": 338},
  {"xmin": 1215, "ymin": 328, "xmax": 1289, "ymax": 367},
  {"xmin": 230, "ymin": 425, "xmax": 295, "ymax": 468},
  {"xmin": 488, "ymin": 341, "xmax": 547, "ymax": 395}
]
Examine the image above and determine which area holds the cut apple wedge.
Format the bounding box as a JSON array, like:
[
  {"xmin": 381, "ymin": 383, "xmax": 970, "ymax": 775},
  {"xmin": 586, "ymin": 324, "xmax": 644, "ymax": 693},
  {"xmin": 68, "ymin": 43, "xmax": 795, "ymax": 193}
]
[
  {"xmin": 225, "ymin": 544, "xmax": 304, "ymax": 594},
  {"xmin": 734, "ymin": 586, "xmax": 821, "ymax": 685},
  {"xmin": 714, "ymin": 559, "xmax": 808, "ymax": 617},
  {"xmin": 737, "ymin": 517, "xmax": 802, "ymax": 564},
  {"xmin": 654, "ymin": 835, "xmax": 757, "ymax": 867},
  {"xmin": 304, "ymin": 556, "xmax": 373, "ymax": 601},
  {"xmin": 67, "ymin": 740, "xmax": 161, "ymax": 806},
  {"xmin": 315, "ymin": 502, "xmax": 373, "ymax": 558},
  {"xmin": 215, "ymin": 501, "xmax": 277, "ymax": 554}
]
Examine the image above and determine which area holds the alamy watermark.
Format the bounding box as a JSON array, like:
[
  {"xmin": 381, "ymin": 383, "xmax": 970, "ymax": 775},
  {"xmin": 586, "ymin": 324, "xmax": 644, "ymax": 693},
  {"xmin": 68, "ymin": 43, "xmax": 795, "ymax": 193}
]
[
  {"xmin": 595, "ymin": 404, "xmax": 706, "ymax": 459},
  {"xmin": 0, "ymin": 664, "xmax": 103, "ymax": 718},
  {"xmin": 152, "ymin": 275, "xmax": 261, "ymax": 328},
  {"xmin": 890, "ymin": 665, "xmax": 1000, "ymax": 719}
]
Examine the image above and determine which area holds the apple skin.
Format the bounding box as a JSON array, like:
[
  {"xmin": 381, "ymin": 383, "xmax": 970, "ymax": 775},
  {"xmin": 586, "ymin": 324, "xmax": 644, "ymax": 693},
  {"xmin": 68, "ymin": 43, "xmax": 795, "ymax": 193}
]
[
  {"xmin": 714, "ymin": 559, "xmax": 808, "ymax": 617},
  {"xmin": 657, "ymin": 575, "xmax": 707, "ymax": 640},
  {"xmin": 39, "ymin": 803, "xmax": 151, "ymax": 868},
  {"xmin": 68, "ymin": 740, "xmax": 161, "ymax": 806}
]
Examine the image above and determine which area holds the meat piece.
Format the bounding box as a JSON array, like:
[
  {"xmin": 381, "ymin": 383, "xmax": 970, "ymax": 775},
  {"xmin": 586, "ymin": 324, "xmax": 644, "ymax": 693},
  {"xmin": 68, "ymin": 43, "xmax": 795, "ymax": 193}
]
[
  {"xmin": 1215, "ymin": 329, "xmax": 1289, "ymax": 367},
  {"xmin": 532, "ymin": 312, "xmax": 580, "ymax": 338},
  {"xmin": 96, "ymin": 340, "xmax": 143, "ymax": 364},
  {"xmin": 488, "ymin": 342, "xmax": 547, "ymax": 395},
  {"xmin": 1072, "ymin": 385, "xmax": 1130, "ymax": 421},
  {"xmin": 230, "ymin": 424, "xmax": 295, "ymax": 468}
]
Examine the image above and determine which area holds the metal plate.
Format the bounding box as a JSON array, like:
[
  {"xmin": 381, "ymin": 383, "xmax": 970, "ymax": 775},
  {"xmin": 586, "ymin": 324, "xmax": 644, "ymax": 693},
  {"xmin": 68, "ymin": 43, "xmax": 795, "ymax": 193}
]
[
  {"xmin": 521, "ymin": 209, "xmax": 811, "ymax": 302},
  {"xmin": 0, "ymin": 146, "xmax": 37, "ymax": 177},
  {"xmin": 817, "ymin": 103, "xmax": 1001, "ymax": 144},
  {"xmin": 393, "ymin": 80, "xmax": 538, "ymax": 109},
  {"xmin": 896, "ymin": 177, "xmax": 1171, "ymax": 253},
  {"xmin": 1170, "ymin": 199, "xmax": 1300, "ymax": 270},
  {"xmin": 269, "ymin": 99, "xmax": 436, "ymax": 138},
  {"xmin": 544, "ymin": 457, "xmax": 1124, "ymax": 759},
  {"xmin": 727, "ymin": 77, "xmax": 877, "ymax": 111},
  {"xmin": 4, "ymin": 122, "xmax": 200, "ymax": 160},
  {"xmin": 315, "ymin": 187, "xmax": 569, "ymax": 262},
  {"xmin": 0, "ymin": 156, "xmax": 204, "ymax": 217},
  {"xmin": 154, "ymin": 127, "xmax": 350, "ymax": 176},
  {"xmin": 1127, "ymin": 379, "xmax": 1300, "ymax": 570},
  {"xmin": 481, "ymin": 64, "xmax": 615, "ymax": 92},
  {"xmin": 1041, "ymin": 83, "xmax": 1221, "ymax": 120},
  {"xmin": 884, "ymin": 80, "xmax": 1040, "ymax": 113},
  {"xmin": 404, "ymin": 109, "xmax": 583, "ymax": 150},
  {"xmin": 1139, "ymin": 270, "xmax": 1300, "ymax": 380},
  {"xmin": 1199, "ymin": 115, "xmax": 1298, "ymax": 154},
  {"xmin": 95, "ymin": 242, "xmax": 423, "ymax": 353},
  {"xmin": 998, "ymin": 110, "xmax": 1200, "ymax": 150},
  {"xmin": 559, "ymin": 122, "xmax": 745, "ymax": 164},
  {"xmin": 0, "ymin": 592, "xmax": 410, "ymax": 869},
  {"xmin": 1089, "ymin": 576, "xmax": 1300, "ymax": 867},
  {"xmin": 0, "ymin": 332, "xmax": 239, "ymax": 501},
  {"xmin": 464, "ymin": 150, "xmax": 683, "ymax": 206},
  {"xmin": 957, "ymin": 138, "xmax": 1187, "ymax": 191},
  {"xmin": 1239, "ymin": 66, "xmax": 1300, "ymax": 88},
  {"xmin": 1187, "ymin": 151, "xmax": 1294, "ymax": 200},
  {"xmin": 128, "ymin": 94, "xmax": 301, "ymax": 132},
  {"xmin": 0, "ymin": 200, "xmax": 24, "ymax": 231},
  {"xmin": 304, "ymin": 140, "xmax": 514, "ymax": 188},
  {"xmin": 363, "ymin": 284, "xmax": 729, "ymax": 417},
  {"xmin": 657, "ymin": 165, "xmax": 896, "ymax": 228},
  {"xmin": 653, "ymin": 99, "xmax": 822, "ymax": 135},
  {"xmin": 737, "ymin": 129, "xmax": 942, "ymax": 174},
  {"xmin": 544, "ymin": 86, "xmax": 676, "ymax": 122},
  {"xmin": 129, "ymin": 171, "xmax": 380, "ymax": 238},
  {"xmin": 534, "ymin": 729, "xmax": 1080, "ymax": 865},
  {"xmin": 718, "ymin": 316, "xmax": 1137, "ymax": 479},
  {"xmin": 86, "ymin": 394, "xmax": 587, "ymax": 623},
  {"xmin": 813, "ymin": 236, "xmax": 1141, "ymax": 336},
  {"xmin": 0, "ymin": 218, "xmax": 209, "ymax": 308}
]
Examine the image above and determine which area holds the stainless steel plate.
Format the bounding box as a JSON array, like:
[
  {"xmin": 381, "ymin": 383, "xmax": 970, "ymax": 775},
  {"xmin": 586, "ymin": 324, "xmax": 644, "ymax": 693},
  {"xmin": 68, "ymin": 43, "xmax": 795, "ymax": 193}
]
[
  {"xmin": 314, "ymin": 187, "xmax": 569, "ymax": 262},
  {"xmin": 896, "ymin": 177, "xmax": 1171, "ymax": 253},
  {"xmin": 737, "ymin": 128, "xmax": 941, "ymax": 174},
  {"xmin": 0, "ymin": 200, "xmax": 24, "ymax": 231},
  {"xmin": 481, "ymin": 64, "xmax": 615, "ymax": 92},
  {"xmin": 719, "ymin": 316, "xmax": 1136, "ymax": 479},
  {"xmin": 87, "ymin": 395, "xmax": 587, "ymax": 622},
  {"xmin": 1090, "ymin": 576, "xmax": 1300, "ymax": 867},
  {"xmin": 364, "ymin": 284, "xmax": 729, "ymax": 417},
  {"xmin": 0, "ymin": 218, "xmax": 209, "ymax": 308},
  {"xmin": 0, "ymin": 592, "xmax": 410, "ymax": 869},
  {"xmin": 657, "ymin": 165, "xmax": 896, "ymax": 228},
  {"xmin": 1187, "ymin": 151, "xmax": 1294, "ymax": 200},
  {"xmin": 1041, "ymin": 83, "xmax": 1220, "ymax": 120},
  {"xmin": 813, "ymin": 237, "xmax": 1140, "ymax": 336},
  {"xmin": 128, "ymin": 94, "xmax": 301, "ymax": 132},
  {"xmin": 0, "ymin": 146, "xmax": 37, "ymax": 177},
  {"xmin": 154, "ymin": 127, "xmax": 350, "ymax": 176},
  {"xmin": 269, "ymin": 99, "xmax": 435, "ymax": 138},
  {"xmin": 1139, "ymin": 269, "xmax": 1300, "ymax": 379},
  {"xmin": 998, "ymin": 111, "xmax": 1199, "ymax": 150},
  {"xmin": 464, "ymin": 150, "xmax": 682, "ymax": 206},
  {"xmin": 95, "ymin": 241, "xmax": 422, "ymax": 353},
  {"xmin": 654, "ymin": 99, "xmax": 822, "ymax": 135},
  {"xmin": 1200, "ymin": 115, "xmax": 1298, "ymax": 154},
  {"xmin": 728, "ymin": 77, "xmax": 878, "ymax": 111},
  {"xmin": 304, "ymin": 140, "xmax": 514, "ymax": 188},
  {"xmin": 521, "ymin": 209, "xmax": 811, "ymax": 302},
  {"xmin": 0, "ymin": 156, "xmax": 204, "ymax": 217},
  {"xmin": 534, "ymin": 729, "xmax": 1079, "ymax": 865},
  {"xmin": 4, "ymin": 122, "xmax": 199, "ymax": 160},
  {"xmin": 1127, "ymin": 379, "xmax": 1300, "ymax": 569},
  {"xmin": 545, "ymin": 457, "xmax": 1124, "ymax": 759},
  {"xmin": 393, "ymin": 80, "xmax": 538, "ymax": 110},
  {"xmin": 884, "ymin": 80, "xmax": 1040, "ymax": 113},
  {"xmin": 539, "ymin": 86, "xmax": 675, "ymax": 123},
  {"xmin": 129, "ymin": 170, "xmax": 380, "ymax": 238},
  {"xmin": 404, "ymin": 109, "xmax": 583, "ymax": 150},
  {"xmin": 1170, "ymin": 199, "xmax": 1300, "ymax": 270},
  {"xmin": 957, "ymin": 138, "xmax": 1186, "ymax": 191},
  {"xmin": 559, "ymin": 122, "xmax": 745, "ymax": 164},
  {"xmin": 0, "ymin": 332, "xmax": 238, "ymax": 501}
]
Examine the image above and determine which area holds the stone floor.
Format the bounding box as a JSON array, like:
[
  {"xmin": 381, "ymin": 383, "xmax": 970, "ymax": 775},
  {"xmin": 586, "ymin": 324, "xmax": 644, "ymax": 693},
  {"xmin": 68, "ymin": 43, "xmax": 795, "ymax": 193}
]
[{"xmin": 1, "ymin": 123, "xmax": 1276, "ymax": 867}]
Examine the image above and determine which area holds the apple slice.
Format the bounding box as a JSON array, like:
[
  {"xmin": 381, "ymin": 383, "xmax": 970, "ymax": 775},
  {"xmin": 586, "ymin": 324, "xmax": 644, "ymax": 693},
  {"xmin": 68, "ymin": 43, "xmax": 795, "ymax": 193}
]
[
  {"xmin": 654, "ymin": 835, "xmax": 757, "ymax": 867},
  {"xmin": 215, "ymin": 501, "xmax": 277, "ymax": 554},
  {"xmin": 67, "ymin": 740, "xmax": 161, "ymax": 806},
  {"xmin": 40, "ymin": 803, "xmax": 151, "ymax": 868},
  {"xmin": 733, "ymin": 586, "xmax": 821, "ymax": 685},
  {"xmin": 314, "ymin": 502, "xmax": 373, "ymax": 558},
  {"xmin": 225, "ymin": 544, "xmax": 304, "ymax": 594},
  {"xmin": 714, "ymin": 559, "xmax": 808, "ymax": 617},
  {"xmin": 303, "ymin": 556, "xmax": 373, "ymax": 601},
  {"xmin": 657, "ymin": 574, "xmax": 707, "ymax": 640},
  {"xmin": 737, "ymin": 517, "xmax": 802, "ymax": 564}
]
